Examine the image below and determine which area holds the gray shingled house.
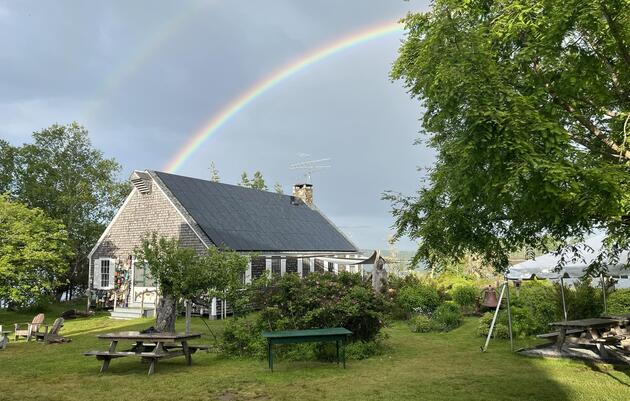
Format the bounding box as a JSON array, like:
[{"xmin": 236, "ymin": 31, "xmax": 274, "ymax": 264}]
[{"xmin": 87, "ymin": 170, "xmax": 361, "ymax": 319}]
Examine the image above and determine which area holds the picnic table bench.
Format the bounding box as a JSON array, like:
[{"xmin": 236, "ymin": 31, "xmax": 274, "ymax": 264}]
[
  {"xmin": 84, "ymin": 331, "xmax": 206, "ymax": 375},
  {"xmin": 262, "ymin": 327, "xmax": 352, "ymax": 372}
]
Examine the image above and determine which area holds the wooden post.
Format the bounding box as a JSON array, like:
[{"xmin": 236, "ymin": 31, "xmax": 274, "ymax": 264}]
[{"xmin": 185, "ymin": 300, "xmax": 192, "ymax": 335}]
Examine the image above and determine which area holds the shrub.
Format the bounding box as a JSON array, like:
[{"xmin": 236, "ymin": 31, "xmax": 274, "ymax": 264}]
[
  {"xmin": 222, "ymin": 271, "xmax": 388, "ymax": 359},
  {"xmin": 451, "ymin": 284, "xmax": 478, "ymax": 311},
  {"xmin": 432, "ymin": 301, "xmax": 463, "ymax": 331},
  {"xmin": 494, "ymin": 323, "xmax": 510, "ymax": 339},
  {"xmin": 409, "ymin": 315, "xmax": 433, "ymax": 333},
  {"xmin": 608, "ymin": 288, "xmax": 630, "ymax": 315},
  {"xmin": 512, "ymin": 280, "xmax": 559, "ymax": 333},
  {"xmin": 396, "ymin": 282, "xmax": 441, "ymax": 317},
  {"xmin": 570, "ymin": 278, "xmax": 603, "ymax": 319},
  {"xmin": 221, "ymin": 317, "xmax": 266, "ymax": 358}
]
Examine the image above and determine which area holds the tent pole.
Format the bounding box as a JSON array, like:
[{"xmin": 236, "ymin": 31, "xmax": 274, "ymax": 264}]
[
  {"xmin": 560, "ymin": 277, "xmax": 567, "ymax": 322},
  {"xmin": 601, "ymin": 273, "xmax": 607, "ymax": 314},
  {"xmin": 482, "ymin": 282, "xmax": 506, "ymax": 352},
  {"xmin": 505, "ymin": 280, "xmax": 513, "ymax": 352}
]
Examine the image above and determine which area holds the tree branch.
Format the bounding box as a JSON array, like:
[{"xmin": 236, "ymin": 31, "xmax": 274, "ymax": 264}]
[
  {"xmin": 600, "ymin": 2, "xmax": 630, "ymax": 68},
  {"xmin": 560, "ymin": 100, "xmax": 630, "ymax": 161}
]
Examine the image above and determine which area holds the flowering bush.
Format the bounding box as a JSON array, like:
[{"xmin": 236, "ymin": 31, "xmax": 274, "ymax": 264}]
[{"xmin": 221, "ymin": 271, "xmax": 388, "ymax": 359}]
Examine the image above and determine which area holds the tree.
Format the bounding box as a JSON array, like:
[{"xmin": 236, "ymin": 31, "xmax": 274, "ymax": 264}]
[
  {"xmin": 209, "ymin": 161, "xmax": 220, "ymax": 182},
  {"xmin": 388, "ymin": 0, "xmax": 630, "ymax": 272},
  {"xmin": 0, "ymin": 196, "xmax": 71, "ymax": 309},
  {"xmin": 0, "ymin": 139, "xmax": 16, "ymax": 194},
  {"xmin": 135, "ymin": 233, "xmax": 249, "ymax": 332},
  {"xmin": 9, "ymin": 123, "xmax": 129, "ymax": 297},
  {"xmin": 250, "ymin": 171, "xmax": 267, "ymax": 191},
  {"xmin": 239, "ymin": 170, "xmax": 268, "ymax": 191},
  {"xmin": 238, "ymin": 172, "xmax": 250, "ymax": 187},
  {"xmin": 274, "ymin": 182, "xmax": 284, "ymax": 194}
]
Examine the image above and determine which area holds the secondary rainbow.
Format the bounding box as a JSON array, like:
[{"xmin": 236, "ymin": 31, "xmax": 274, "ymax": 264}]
[{"xmin": 164, "ymin": 20, "xmax": 404, "ymax": 173}]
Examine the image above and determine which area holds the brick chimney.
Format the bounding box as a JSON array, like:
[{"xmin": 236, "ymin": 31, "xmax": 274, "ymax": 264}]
[{"xmin": 292, "ymin": 183, "xmax": 313, "ymax": 207}]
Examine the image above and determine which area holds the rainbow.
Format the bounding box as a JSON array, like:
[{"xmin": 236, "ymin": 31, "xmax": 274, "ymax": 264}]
[{"xmin": 164, "ymin": 20, "xmax": 404, "ymax": 173}]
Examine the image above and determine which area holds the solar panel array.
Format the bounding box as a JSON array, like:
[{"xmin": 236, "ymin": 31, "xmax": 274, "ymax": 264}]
[{"xmin": 155, "ymin": 171, "xmax": 357, "ymax": 252}]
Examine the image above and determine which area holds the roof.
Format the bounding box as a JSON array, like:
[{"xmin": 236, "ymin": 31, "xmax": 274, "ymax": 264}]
[{"xmin": 152, "ymin": 171, "xmax": 358, "ymax": 253}]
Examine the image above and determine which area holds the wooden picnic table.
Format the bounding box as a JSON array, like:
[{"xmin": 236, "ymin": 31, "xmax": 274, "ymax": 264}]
[
  {"xmin": 262, "ymin": 327, "xmax": 352, "ymax": 372},
  {"xmin": 84, "ymin": 331, "xmax": 205, "ymax": 375},
  {"xmin": 549, "ymin": 318, "xmax": 623, "ymax": 356}
]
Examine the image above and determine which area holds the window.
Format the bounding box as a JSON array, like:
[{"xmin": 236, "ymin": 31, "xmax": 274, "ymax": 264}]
[
  {"xmin": 100, "ymin": 259, "xmax": 110, "ymax": 288},
  {"xmin": 302, "ymin": 258, "xmax": 311, "ymax": 277},
  {"xmin": 271, "ymin": 257, "xmax": 281, "ymax": 275}
]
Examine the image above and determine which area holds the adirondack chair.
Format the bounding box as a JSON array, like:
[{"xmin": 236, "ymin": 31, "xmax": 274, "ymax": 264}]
[
  {"xmin": 1, "ymin": 325, "xmax": 10, "ymax": 350},
  {"xmin": 34, "ymin": 317, "xmax": 70, "ymax": 343},
  {"xmin": 14, "ymin": 313, "xmax": 45, "ymax": 341}
]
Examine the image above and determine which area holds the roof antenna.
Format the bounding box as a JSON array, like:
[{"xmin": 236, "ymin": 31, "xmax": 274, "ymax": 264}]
[{"xmin": 289, "ymin": 156, "xmax": 331, "ymax": 184}]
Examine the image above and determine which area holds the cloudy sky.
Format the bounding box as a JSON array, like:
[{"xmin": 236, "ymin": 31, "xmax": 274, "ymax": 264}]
[{"xmin": 0, "ymin": 0, "xmax": 433, "ymax": 251}]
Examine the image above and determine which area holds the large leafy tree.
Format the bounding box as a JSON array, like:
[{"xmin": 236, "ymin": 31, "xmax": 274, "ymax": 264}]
[
  {"xmin": 388, "ymin": 0, "xmax": 630, "ymax": 271},
  {"xmin": 4, "ymin": 123, "xmax": 129, "ymax": 296},
  {"xmin": 0, "ymin": 196, "xmax": 72, "ymax": 308}
]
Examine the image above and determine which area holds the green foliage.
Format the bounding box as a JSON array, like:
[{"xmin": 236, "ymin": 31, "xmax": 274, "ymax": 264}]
[
  {"xmin": 409, "ymin": 314, "xmax": 433, "ymax": 333},
  {"xmin": 568, "ymin": 279, "xmax": 604, "ymax": 319},
  {"xmin": 0, "ymin": 196, "xmax": 72, "ymax": 308},
  {"xmin": 396, "ymin": 281, "xmax": 441, "ymax": 316},
  {"xmin": 432, "ymin": 301, "xmax": 463, "ymax": 332},
  {"xmin": 607, "ymin": 288, "xmax": 630, "ymax": 315},
  {"xmin": 221, "ymin": 317, "xmax": 266, "ymax": 358},
  {"xmin": 451, "ymin": 284, "xmax": 479, "ymax": 311},
  {"xmin": 512, "ymin": 280, "xmax": 560, "ymax": 334},
  {"xmin": 221, "ymin": 272, "xmax": 387, "ymax": 359},
  {"xmin": 239, "ymin": 171, "xmax": 267, "ymax": 191},
  {"xmin": 3, "ymin": 123, "xmax": 128, "ymax": 294},
  {"xmin": 388, "ymin": 0, "xmax": 630, "ymax": 272}
]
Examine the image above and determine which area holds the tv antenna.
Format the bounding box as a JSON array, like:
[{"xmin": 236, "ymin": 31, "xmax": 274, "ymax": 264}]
[{"xmin": 289, "ymin": 157, "xmax": 331, "ymax": 184}]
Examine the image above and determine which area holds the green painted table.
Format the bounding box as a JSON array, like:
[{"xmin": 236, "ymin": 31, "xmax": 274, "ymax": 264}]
[{"xmin": 262, "ymin": 327, "xmax": 352, "ymax": 371}]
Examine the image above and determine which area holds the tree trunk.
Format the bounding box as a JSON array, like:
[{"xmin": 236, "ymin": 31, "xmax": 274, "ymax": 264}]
[{"xmin": 156, "ymin": 294, "xmax": 177, "ymax": 333}]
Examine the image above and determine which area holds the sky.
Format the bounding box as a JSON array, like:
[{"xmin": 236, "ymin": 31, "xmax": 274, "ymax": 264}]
[{"xmin": 0, "ymin": 0, "xmax": 434, "ymax": 251}]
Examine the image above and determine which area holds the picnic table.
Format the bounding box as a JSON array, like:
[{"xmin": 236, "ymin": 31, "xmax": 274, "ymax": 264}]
[
  {"xmin": 549, "ymin": 318, "xmax": 624, "ymax": 356},
  {"xmin": 84, "ymin": 331, "xmax": 206, "ymax": 375},
  {"xmin": 262, "ymin": 327, "xmax": 352, "ymax": 372}
]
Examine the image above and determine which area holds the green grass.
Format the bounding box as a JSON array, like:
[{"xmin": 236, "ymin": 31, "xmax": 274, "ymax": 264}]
[{"xmin": 1, "ymin": 302, "xmax": 629, "ymax": 401}]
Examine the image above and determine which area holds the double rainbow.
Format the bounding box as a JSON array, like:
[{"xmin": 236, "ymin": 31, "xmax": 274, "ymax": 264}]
[{"xmin": 164, "ymin": 20, "xmax": 404, "ymax": 173}]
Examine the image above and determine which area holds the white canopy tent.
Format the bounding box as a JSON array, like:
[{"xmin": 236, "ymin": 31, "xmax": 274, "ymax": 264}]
[{"xmin": 507, "ymin": 234, "xmax": 630, "ymax": 281}]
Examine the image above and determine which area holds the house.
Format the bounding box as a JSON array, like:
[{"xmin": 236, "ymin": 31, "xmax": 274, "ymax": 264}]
[{"xmin": 87, "ymin": 170, "xmax": 364, "ymax": 319}]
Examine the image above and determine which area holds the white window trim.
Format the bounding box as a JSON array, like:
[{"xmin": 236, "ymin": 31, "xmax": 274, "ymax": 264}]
[
  {"xmin": 280, "ymin": 258, "xmax": 286, "ymax": 276},
  {"xmin": 94, "ymin": 258, "xmax": 115, "ymax": 290}
]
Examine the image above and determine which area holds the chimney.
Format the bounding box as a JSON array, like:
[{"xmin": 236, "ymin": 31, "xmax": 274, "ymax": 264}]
[{"xmin": 292, "ymin": 183, "xmax": 313, "ymax": 207}]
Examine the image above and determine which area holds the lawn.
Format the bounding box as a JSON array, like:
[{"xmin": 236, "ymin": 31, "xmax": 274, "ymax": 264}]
[{"xmin": 1, "ymin": 302, "xmax": 629, "ymax": 401}]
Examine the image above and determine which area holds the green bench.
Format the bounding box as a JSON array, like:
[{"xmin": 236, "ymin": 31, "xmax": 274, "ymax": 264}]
[{"xmin": 262, "ymin": 327, "xmax": 352, "ymax": 372}]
